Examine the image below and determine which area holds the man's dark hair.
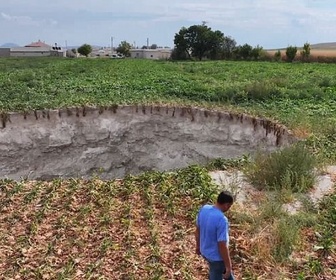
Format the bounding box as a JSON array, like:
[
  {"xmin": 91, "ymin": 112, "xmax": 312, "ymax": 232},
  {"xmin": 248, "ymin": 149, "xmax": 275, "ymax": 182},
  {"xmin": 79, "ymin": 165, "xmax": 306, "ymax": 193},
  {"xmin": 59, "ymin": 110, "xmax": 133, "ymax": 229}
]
[{"xmin": 217, "ymin": 191, "xmax": 234, "ymax": 204}]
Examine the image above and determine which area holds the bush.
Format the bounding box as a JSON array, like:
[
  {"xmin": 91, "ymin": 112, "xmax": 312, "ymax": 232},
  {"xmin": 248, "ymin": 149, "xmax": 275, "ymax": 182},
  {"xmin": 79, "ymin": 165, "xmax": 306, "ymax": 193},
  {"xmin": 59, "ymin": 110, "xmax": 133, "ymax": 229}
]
[
  {"xmin": 244, "ymin": 144, "xmax": 316, "ymax": 192},
  {"xmin": 245, "ymin": 81, "xmax": 280, "ymax": 101},
  {"xmin": 272, "ymin": 216, "xmax": 300, "ymax": 262},
  {"xmin": 300, "ymin": 42, "xmax": 311, "ymax": 62},
  {"xmin": 286, "ymin": 46, "xmax": 297, "ymax": 62},
  {"xmin": 274, "ymin": 50, "xmax": 282, "ymax": 62},
  {"xmin": 205, "ymin": 156, "xmax": 250, "ymax": 171},
  {"xmin": 306, "ymin": 122, "xmax": 336, "ymax": 162}
]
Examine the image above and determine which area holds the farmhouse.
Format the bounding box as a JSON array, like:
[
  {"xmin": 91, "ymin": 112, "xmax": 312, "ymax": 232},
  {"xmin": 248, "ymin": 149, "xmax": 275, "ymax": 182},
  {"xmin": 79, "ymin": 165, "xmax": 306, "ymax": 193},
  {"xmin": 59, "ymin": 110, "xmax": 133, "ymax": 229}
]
[
  {"xmin": 130, "ymin": 48, "xmax": 172, "ymax": 60},
  {"xmin": 0, "ymin": 40, "xmax": 66, "ymax": 57}
]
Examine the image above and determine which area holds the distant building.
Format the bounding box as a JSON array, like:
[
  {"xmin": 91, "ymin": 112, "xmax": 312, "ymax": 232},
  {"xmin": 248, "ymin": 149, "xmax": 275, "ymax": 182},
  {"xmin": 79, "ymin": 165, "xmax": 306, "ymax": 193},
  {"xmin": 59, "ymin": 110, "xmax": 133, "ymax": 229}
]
[
  {"xmin": 0, "ymin": 40, "xmax": 66, "ymax": 57},
  {"xmin": 130, "ymin": 48, "xmax": 172, "ymax": 60},
  {"xmin": 0, "ymin": 48, "xmax": 10, "ymax": 57},
  {"xmin": 25, "ymin": 40, "xmax": 51, "ymax": 48}
]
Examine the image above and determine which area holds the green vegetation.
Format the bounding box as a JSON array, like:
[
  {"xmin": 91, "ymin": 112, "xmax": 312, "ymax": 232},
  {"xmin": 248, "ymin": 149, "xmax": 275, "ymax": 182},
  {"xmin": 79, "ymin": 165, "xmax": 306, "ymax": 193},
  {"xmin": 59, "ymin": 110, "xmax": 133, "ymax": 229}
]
[
  {"xmin": 0, "ymin": 58, "xmax": 335, "ymax": 112},
  {"xmin": 173, "ymin": 24, "xmax": 232, "ymax": 60},
  {"xmin": 0, "ymin": 57, "xmax": 335, "ymax": 279},
  {"xmin": 116, "ymin": 40, "xmax": 131, "ymax": 57},
  {"xmin": 274, "ymin": 50, "xmax": 282, "ymax": 61},
  {"xmin": 245, "ymin": 144, "xmax": 317, "ymax": 192},
  {"xmin": 172, "ymin": 24, "xmax": 267, "ymax": 61},
  {"xmin": 205, "ymin": 156, "xmax": 250, "ymax": 172},
  {"xmin": 77, "ymin": 44, "xmax": 92, "ymax": 57},
  {"xmin": 286, "ymin": 45, "xmax": 298, "ymax": 62},
  {"xmin": 300, "ymin": 42, "xmax": 311, "ymax": 62}
]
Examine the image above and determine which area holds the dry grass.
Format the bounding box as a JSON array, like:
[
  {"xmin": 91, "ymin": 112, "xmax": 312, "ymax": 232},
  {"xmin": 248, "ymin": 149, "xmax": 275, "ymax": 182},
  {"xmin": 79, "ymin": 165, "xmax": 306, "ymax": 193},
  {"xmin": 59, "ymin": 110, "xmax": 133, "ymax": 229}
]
[
  {"xmin": 0, "ymin": 178, "xmax": 210, "ymax": 280},
  {"xmin": 266, "ymin": 49, "xmax": 336, "ymax": 63},
  {"xmin": 291, "ymin": 126, "xmax": 312, "ymax": 139},
  {"xmin": 267, "ymin": 49, "xmax": 336, "ymax": 58},
  {"xmin": 310, "ymin": 49, "xmax": 336, "ymax": 57},
  {"xmin": 0, "ymin": 176, "xmax": 335, "ymax": 280}
]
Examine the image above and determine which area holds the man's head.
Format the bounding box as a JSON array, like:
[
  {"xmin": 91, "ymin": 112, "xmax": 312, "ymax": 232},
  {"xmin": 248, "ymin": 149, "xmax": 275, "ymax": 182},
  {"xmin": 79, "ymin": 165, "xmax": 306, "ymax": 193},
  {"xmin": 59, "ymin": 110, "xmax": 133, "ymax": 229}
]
[{"xmin": 216, "ymin": 191, "xmax": 234, "ymax": 212}]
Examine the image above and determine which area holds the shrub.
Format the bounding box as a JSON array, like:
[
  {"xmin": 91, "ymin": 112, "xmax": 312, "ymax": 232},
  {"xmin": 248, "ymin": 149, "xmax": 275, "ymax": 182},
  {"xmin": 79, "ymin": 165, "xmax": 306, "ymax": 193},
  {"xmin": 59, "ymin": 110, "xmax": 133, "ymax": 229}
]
[
  {"xmin": 259, "ymin": 195, "xmax": 285, "ymax": 221},
  {"xmin": 274, "ymin": 50, "xmax": 282, "ymax": 62},
  {"xmin": 272, "ymin": 216, "xmax": 300, "ymax": 262},
  {"xmin": 286, "ymin": 46, "xmax": 297, "ymax": 62},
  {"xmin": 318, "ymin": 76, "xmax": 332, "ymax": 87},
  {"xmin": 205, "ymin": 155, "xmax": 250, "ymax": 171},
  {"xmin": 245, "ymin": 81, "xmax": 280, "ymax": 101},
  {"xmin": 300, "ymin": 42, "xmax": 311, "ymax": 62},
  {"xmin": 306, "ymin": 122, "xmax": 336, "ymax": 162},
  {"xmin": 244, "ymin": 144, "xmax": 316, "ymax": 192}
]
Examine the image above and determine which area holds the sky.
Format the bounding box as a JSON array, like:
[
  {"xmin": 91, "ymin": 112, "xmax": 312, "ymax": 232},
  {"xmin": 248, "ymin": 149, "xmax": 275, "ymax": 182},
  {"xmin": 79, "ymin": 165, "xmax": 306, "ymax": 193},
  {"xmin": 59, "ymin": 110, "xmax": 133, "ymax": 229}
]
[{"xmin": 0, "ymin": 0, "xmax": 335, "ymax": 49}]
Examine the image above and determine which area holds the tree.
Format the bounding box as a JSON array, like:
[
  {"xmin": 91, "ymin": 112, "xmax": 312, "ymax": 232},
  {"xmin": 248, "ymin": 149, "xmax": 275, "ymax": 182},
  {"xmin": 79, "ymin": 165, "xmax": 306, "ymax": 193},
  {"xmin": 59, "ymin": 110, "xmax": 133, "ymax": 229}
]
[
  {"xmin": 173, "ymin": 27, "xmax": 190, "ymax": 60},
  {"xmin": 286, "ymin": 45, "xmax": 297, "ymax": 62},
  {"xmin": 77, "ymin": 44, "xmax": 92, "ymax": 57},
  {"xmin": 233, "ymin": 44, "xmax": 253, "ymax": 60},
  {"xmin": 116, "ymin": 41, "xmax": 132, "ymax": 57},
  {"xmin": 221, "ymin": 36, "xmax": 236, "ymax": 59},
  {"xmin": 173, "ymin": 24, "xmax": 225, "ymax": 60},
  {"xmin": 274, "ymin": 50, "xmax": 282, "ymax": 62},
  {"xmin": 251, "ymin": 45, "xmax": 264, "ymax": 60},
  {"xmin": 207, "ymin": 30, "xmax": 226, "ymax": 60},
  {"xmin": 150, "ymin": 44, "xmax": 158, "ymax": 49},
  {"xmin": 171, "ymin": 47, "xmax": 188, "ymax": 60},
  {"xmin": 300, "ymin": 42, "xmax": 311, "ymax": 62}
]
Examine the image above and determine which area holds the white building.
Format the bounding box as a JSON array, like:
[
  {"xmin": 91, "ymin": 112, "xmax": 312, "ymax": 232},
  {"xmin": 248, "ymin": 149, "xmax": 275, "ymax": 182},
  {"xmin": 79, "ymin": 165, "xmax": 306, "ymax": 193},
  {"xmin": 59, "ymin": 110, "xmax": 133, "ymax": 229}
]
[{"xmin": 130, "ymin": 48, "xmax": 172, "ymax": 60}]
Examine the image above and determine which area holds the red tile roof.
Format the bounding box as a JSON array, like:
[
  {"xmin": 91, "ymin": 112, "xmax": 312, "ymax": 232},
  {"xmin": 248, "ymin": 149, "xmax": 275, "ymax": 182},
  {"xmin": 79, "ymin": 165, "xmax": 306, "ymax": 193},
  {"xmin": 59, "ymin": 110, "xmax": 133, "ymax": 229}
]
[{"xmin": 25, "ymin": 40, "xmax": 51, "ymax": 48}]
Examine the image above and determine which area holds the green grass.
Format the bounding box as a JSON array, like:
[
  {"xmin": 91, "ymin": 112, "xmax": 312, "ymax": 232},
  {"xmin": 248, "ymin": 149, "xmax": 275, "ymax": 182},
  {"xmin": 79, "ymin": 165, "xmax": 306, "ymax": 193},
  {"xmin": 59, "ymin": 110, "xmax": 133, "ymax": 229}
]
[
  {"xmin": 244, "ymin": 144, "xmax": 317, "ymax": 192},
  {"xmin": 0, "ymin": 58, "xmax": 336, "ymax": 115}
]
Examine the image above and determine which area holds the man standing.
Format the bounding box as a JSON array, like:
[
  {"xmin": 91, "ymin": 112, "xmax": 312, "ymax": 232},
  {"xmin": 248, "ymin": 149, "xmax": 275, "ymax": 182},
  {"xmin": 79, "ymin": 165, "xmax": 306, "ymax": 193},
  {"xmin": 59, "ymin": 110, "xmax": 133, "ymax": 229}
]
[{"xmin": 195, "ymin": 191, "xmax": 234, "ymax": 280}]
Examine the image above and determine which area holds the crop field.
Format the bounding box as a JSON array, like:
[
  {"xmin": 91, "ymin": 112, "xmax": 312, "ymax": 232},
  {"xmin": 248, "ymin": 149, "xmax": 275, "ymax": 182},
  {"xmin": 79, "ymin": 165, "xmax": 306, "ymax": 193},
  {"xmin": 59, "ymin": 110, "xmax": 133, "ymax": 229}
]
[
  {"xmin": 0, "ymin": 57, "xmax": 335, "ymax": 279},
  {"xmin": 266, "ymin": 49, "xmax": 336, "ymax": 63},
  {"xmin": 308, "ymin": 49, "xmax": 336, "ymax": 57},
  {"xmin": 0, "ymin": 167, "xmax": 216, "ymax": 279},
  {"xmin": 0, "ymin": 58, "xmax": 336, "ymax": 125},
  {"xmin": 1, "ymin": 165, "xmax": 334, "ymax": 280}
]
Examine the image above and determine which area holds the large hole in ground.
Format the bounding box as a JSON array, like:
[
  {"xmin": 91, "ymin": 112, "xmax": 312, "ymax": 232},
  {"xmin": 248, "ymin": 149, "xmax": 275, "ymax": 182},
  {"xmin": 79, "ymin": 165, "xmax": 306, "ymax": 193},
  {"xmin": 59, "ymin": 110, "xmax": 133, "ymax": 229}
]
[{"xmin": 0, "ymin": 105, "xmax": 296, "ymax": 180}]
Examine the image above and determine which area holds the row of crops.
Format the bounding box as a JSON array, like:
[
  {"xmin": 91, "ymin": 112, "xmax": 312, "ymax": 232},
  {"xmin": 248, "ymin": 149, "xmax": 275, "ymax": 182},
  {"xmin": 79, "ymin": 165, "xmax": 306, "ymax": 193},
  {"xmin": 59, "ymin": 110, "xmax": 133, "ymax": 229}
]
[
  {"xmin": 0, "ymin": 167, "xmax": 216, "ymax": 279},
  {"xmin": 1, "ymin": 58, "xmax": 336, "ymax": 114}
]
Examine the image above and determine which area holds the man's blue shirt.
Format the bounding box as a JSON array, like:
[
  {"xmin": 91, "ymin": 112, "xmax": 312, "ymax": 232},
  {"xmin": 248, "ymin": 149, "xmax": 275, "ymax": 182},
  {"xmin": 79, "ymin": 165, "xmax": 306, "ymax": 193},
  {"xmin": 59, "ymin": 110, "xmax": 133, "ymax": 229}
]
[{"xmin": 196, "ymin": 204, "xmax": 229, "ymax": 261}]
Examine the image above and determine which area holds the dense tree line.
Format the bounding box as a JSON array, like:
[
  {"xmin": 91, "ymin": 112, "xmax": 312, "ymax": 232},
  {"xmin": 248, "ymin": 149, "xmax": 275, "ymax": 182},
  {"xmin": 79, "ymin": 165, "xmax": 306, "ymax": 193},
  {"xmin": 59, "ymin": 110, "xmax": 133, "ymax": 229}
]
[
  {"xmin": 172, "ymin": 24, "xmax": 238, "ymax": 60},
  {"xmin": 172, "ymin": 24, "xmax": 313, "ymax": 63},
  {"xmin": 172, "ymin": 24, "xmax": 265, "ymax": 61}
]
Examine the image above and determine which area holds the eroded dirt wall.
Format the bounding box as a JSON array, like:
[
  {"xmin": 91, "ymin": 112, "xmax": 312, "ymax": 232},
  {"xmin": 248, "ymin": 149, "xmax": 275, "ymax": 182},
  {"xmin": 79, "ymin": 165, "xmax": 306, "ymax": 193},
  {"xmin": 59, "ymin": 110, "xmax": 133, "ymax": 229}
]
[{"xmin": 0, "ymin": 106, "xmax": 296, "ymax": 180}]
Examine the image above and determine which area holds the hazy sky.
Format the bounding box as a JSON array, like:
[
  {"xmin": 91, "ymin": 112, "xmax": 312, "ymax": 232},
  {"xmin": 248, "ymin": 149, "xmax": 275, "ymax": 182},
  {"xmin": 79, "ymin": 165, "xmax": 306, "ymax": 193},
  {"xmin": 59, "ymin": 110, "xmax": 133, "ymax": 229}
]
[{"xmin": 1, "ymin": 0, "xmax": 335, "ymax": 49}]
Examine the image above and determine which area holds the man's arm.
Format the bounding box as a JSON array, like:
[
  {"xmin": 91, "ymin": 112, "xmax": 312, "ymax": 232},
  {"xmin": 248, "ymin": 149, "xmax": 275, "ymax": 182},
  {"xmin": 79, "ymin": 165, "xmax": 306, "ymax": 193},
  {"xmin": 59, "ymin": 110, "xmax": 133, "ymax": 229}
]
[
  {"xmin": 195, "ymin": 226, "xmax": 201, "ymax": 255},
  {"xmin": 218, "ymin": 241, "xmax": 232, "ymax": 277}
]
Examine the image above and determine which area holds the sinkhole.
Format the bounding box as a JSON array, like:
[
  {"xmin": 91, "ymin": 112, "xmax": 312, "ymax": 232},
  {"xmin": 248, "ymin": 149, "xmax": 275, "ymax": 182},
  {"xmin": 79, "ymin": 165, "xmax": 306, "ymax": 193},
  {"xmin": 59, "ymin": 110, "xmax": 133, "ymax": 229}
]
[{"xmin": 0, "ymin": 105, "xmax": 296, "ymax": 180}]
